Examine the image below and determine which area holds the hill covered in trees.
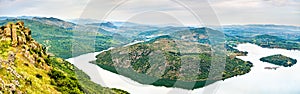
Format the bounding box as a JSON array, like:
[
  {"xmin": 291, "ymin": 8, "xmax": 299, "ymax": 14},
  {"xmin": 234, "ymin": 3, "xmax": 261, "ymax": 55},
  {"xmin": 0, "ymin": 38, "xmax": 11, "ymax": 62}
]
[
  {"xmin": 93, "ymin": 28, "xmax": 253, "ymax": 89},
  {"xmin": 260, "ymin": 54, "xmax": 297, "ymax": 67}
]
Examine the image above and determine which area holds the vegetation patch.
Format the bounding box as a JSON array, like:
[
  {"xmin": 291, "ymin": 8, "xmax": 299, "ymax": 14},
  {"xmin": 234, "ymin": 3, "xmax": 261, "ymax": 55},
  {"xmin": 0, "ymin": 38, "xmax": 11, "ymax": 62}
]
[
  {"xmin": 260, "ymin": 54, "xmax": 297, "ymax": 67},
  {"xmin": 94, "ymin": 36, "xmax": 253, "ymax": 89}
]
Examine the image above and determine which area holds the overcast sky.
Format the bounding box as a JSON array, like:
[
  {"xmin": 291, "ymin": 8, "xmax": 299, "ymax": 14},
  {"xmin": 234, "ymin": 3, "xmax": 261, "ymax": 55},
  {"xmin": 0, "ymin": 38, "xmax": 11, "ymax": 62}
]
[{"xmin": 0, "ymin": 0, "xmax": 299, "ymax": 26}]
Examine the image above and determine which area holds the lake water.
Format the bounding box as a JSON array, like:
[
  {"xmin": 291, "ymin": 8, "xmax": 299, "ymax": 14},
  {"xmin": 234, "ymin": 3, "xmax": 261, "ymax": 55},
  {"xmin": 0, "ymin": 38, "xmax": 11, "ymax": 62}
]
[{"xmin": 66, "ymin": 43, "xmax": 300, "ymax": 94}]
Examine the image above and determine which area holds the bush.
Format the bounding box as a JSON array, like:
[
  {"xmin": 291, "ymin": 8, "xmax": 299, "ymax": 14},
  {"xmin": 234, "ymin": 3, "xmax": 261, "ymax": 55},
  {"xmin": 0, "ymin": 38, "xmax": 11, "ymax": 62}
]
[{"xmin": 35, "ymin": 74, "xmax": 43, "ymax": 79}]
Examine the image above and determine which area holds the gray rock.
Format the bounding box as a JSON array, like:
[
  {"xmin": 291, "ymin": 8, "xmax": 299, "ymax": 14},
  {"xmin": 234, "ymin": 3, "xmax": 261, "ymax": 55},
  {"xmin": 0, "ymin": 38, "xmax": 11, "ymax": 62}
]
[
  {"xmin": 11, "ymin": 24, "xmax": 18, "ymax": 47},
  {"xmin": 4, "ymin": 27, "xmax": 11, "ymax": 38},
  {"xmin": 0, "ymin": 29, "xmax": 3, "ymax": 34},
  {"xmin": 7, "ymin": 52, "xmax": 15, "ymax": 64}
]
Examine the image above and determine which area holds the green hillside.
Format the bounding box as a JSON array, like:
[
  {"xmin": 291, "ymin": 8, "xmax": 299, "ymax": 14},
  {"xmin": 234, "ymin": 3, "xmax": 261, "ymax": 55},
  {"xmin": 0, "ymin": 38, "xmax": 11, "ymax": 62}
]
[
  {"xmin": 0, "ymin": 22, "xmax": 128, "ymax": 94},
  {"xmin": 226, "ymin": 34, "xmax": 300, "ymax": 50},
  {"xmin": 0, "ymin": 18, "xmax": 116, "ymax": 59},
  {"xmin": 93, "ymin": 29, "xmax": 253, "ymax": 89}
]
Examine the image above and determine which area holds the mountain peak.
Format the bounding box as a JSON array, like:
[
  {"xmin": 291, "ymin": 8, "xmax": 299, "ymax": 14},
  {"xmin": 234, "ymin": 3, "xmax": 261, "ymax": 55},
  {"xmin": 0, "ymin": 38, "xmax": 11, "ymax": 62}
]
[
  {"xmin": 32, "ymin": 17, "xmax": 64, "ymax": 22},
  {"xmin": 32, "ymin": 17, "xmax": 75, "ymax": 29},
  {"xmin": 100, "ymin": 22, "xmax": 117, "ymax": 28},
  {"xmin": 87, "ymin": 22, "xmax": 118, "ymax": 29}
]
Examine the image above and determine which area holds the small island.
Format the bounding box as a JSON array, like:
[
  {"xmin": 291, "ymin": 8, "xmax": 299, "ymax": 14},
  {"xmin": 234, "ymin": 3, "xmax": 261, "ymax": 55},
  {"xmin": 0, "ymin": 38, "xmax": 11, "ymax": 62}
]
[{"xmin": 260, "ymin": 54, "xmax": 297, "ymax": 67}]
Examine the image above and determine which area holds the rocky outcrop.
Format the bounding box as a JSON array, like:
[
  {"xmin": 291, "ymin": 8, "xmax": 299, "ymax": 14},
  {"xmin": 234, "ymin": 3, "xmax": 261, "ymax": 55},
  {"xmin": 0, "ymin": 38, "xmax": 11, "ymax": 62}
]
[
  {"xmin": 1, "ymin": 21, "xmax": 47, "ymax": 58},
  {"xmin": 0, "ymin": 21, "xmax": 129, "ymax": 94},
  {"xmin": 3, "ymin": 24, "xmax": 12, "ymax": 38},
  {"xmin": 0, "ymin": 21, "xmax": 32, "ymax": 47},
  {"xmin": 0, "ymin": 21, "xmax": 49, "ymax": 93}
]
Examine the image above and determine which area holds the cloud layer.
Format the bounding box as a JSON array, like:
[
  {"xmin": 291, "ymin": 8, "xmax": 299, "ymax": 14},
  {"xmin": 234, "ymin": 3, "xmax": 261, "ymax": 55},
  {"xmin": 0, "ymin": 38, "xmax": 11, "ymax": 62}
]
[{"xmin": 0, "ymin": 0, "xmax": 299, "ymax": 26}]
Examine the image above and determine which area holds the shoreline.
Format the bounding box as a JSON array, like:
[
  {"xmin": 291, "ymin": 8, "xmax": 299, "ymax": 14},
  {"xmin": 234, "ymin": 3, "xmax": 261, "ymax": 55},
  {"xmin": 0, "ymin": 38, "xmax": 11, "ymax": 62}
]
[{"xmin": 67, "ymin": 43, "xmax": 300, "ymax": 94}]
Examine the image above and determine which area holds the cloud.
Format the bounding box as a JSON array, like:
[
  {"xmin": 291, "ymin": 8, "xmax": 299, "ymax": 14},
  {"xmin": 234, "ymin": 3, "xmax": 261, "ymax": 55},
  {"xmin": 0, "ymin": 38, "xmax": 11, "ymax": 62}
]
[
  {"xmin": 211, "ymin": 0, "xmax": 263, "ymax": 8},
  {"xmin": 0, "ymin": 0, "xmax": 16, "ymax": 3},
  {"xmin": 0, "ymin": 0, "xmax": 299, "ymax": 26},
  {"xmin": 208, "ymin": 0, "xmax": 300, "ymax": 25},
  {"xmin": 0, "ymin": 0, "xmax": 89, "ymax": 19}
]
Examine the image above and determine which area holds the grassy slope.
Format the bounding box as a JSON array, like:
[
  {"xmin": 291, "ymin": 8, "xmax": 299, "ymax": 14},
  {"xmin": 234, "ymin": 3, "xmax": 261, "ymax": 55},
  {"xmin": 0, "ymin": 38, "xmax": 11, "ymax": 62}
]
[{"xmin": 0, "ymin": 22, "xmax": 128, "ymax": 94}]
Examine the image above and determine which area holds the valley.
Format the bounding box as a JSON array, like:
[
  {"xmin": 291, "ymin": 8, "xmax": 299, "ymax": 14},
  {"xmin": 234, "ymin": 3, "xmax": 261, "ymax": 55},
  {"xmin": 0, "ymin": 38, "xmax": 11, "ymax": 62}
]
[{"xmin": 0, "ymin": 16, "xmax": 299, "ymax": 93}]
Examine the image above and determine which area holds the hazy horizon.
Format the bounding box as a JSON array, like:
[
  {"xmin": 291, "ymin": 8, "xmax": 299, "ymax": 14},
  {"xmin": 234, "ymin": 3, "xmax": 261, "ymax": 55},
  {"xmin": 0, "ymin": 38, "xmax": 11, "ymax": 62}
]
[{"xmin": 0, "ymin": 0, "xmax": 299, "ymax": 26}]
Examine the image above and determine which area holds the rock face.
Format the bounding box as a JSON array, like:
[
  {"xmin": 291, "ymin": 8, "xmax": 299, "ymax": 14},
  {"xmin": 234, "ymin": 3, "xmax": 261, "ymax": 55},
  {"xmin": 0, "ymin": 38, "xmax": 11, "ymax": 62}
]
[
  {"xmin": 1, "ymin": 21, "xmax": 33, "ymax": 47},
  {"xmin": 0, "ymin": 21, "xmax": 50, "ymax": 93},
  {"xmin": 0, "ymin": 21, "xmax": 48, "ymax": 65}
]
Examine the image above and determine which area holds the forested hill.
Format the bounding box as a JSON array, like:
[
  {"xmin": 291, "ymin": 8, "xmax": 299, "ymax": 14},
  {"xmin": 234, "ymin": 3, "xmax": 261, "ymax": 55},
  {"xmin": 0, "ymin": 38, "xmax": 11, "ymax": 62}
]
[
  {"xmin": 230, "ymin": 34, "xmax": 300, "ymax": 50},
  {"xmin": 260, "ymin": 54, "xmax": 297, "ymax": 67},
  {"xmin": 0, "ymin": 22, "xmax": 128, "ymax": 94},
  {"xmin": 93, "ymin": 28, "xmax": 253, "ymax": 89}
]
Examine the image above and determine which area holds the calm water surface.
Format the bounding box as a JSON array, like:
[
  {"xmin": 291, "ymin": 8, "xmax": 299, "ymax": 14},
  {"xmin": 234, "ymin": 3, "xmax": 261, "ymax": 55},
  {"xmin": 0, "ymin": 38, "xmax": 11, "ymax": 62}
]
[{"xmin": 67, "ymin": 43, "xmax": 300, "ymax": 94}]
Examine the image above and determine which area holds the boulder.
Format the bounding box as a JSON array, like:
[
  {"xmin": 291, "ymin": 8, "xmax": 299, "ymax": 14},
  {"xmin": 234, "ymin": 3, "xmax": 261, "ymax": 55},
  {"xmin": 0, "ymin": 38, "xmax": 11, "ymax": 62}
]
[
  {"xmin": 11, "ymin": 24, "xmax": 18, "ymax": 47},
  {"xmin": 5, "ymin": 83, "xmax": 16, "ymax": 94},
  {"xmin": 17, "ymin": 36, "xmax": 25, "ymax": 45},
  {"xmin": 16, "ymin": 21, "xmax": 24, "ymax": 27},
  {"xmin": 4, "ymin": 27, "xmax": 11, "ymax": 38},
  {"xmin": 7, "ymin": 52, "xmax": 15, "ymax": 64},
  {"xmin": 0, "ymin": 78, "xmax": 5, "ymax": 91},
  {"xmin": 24, "ymin": 28, "xmax": 31, "ymax": 37},
  {"xmin": 13, "ymin": 80, "xmax": 20, "ymax": 87}
]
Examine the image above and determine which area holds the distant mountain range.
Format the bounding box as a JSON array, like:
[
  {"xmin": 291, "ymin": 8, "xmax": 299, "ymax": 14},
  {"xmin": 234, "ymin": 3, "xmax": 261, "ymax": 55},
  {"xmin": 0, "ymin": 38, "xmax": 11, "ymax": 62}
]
[
  {"xmin": 1, "ymin": 16, "xmax": 299, "ymax": 56},
  {"xmin": 86, "ymin": 22, "xmax": 118, "ymax": 29},
  {"xmin": 219, "ymin": 24, "xmax": 300, "ymax": 40}
]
